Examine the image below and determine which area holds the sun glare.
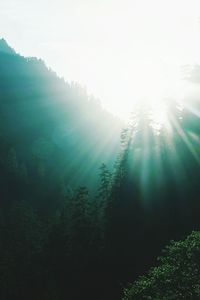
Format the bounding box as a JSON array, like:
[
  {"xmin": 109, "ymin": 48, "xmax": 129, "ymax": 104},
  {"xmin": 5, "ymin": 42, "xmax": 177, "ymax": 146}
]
[{"xmin": 102, "ymin": 61, "xmax": 182, "ymax": 129}]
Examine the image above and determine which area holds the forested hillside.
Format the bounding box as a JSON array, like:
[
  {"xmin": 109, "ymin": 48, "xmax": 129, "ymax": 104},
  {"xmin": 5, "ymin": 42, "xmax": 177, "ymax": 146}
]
[
  {"xmin": 0, "ymin": 39, "xmax": 123, "ymax": 211},
  {"xmin": 0, "ymin": 40, "xmax": 200, "ymax": 300}
]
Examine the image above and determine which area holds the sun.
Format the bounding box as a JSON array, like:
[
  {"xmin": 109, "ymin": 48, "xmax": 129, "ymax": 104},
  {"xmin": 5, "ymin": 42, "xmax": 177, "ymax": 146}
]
[
  {"xmin": 127, "ymin": 99, "xmax": 170, "ymax": 133},
  {"xmin": 99, "ymin": 60, "xmax": 182, "ymax": 129}
]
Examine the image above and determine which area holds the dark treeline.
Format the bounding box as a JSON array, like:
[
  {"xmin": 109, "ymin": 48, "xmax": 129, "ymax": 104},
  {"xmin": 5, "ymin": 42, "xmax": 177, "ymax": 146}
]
[{"xmin": 0, "ymin": 40, "xmax": 200, "ymax": 299}]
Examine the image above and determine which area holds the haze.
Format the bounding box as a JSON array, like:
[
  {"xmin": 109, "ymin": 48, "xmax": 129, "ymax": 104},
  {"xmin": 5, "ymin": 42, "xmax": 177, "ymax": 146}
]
[{"xmin": 1, "ymin": 0, "xmax": 200, "ymax": 118}]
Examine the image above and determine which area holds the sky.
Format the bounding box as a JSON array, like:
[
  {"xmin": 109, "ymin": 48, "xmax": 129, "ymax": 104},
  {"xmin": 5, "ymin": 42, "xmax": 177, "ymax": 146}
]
[{"xmin": 1, "ymin": 0, "xmax": 200, "ymax": 119}]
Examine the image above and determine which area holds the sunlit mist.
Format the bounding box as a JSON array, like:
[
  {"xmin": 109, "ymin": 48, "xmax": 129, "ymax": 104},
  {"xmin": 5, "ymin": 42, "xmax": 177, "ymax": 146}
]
[{"xmin": 1, "ymin": 0, "xmax": 200, "ymax": 121}]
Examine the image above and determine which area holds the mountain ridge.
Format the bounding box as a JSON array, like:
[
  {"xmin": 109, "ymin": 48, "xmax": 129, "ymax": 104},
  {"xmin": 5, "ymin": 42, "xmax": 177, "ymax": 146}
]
[{"xmin": 0, "ymin": 38, "xmax": 16, "ymax": 55}]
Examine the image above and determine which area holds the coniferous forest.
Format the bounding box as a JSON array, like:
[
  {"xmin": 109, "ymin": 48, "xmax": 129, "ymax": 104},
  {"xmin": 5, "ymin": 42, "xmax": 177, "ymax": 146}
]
[{"xmin": 0, "ymin": 39, "xmax": 200, "ymax": 300}]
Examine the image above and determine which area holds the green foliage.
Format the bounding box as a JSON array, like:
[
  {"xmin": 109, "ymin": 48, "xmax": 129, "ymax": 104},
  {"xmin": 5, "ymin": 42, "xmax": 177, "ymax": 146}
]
[{"xmin": 123, "ymin": 231, "xmax": 200, "ymax": 300}]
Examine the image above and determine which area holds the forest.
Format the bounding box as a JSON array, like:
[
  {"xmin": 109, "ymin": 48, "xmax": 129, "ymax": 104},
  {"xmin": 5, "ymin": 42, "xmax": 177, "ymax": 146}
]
[{"xmin": 0, "ymin": 39, "xmax": 200, "ymax": 299}]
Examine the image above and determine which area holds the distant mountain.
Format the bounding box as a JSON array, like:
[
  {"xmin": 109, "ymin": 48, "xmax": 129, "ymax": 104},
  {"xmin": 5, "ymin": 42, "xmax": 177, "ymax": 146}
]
[
  {"xmin": 0, "ymin": 38, "xmax": 16, "ymax": 55},
  {"xmin": 0, "ymin": 39, "xmax": 123, "ymax": 210}
]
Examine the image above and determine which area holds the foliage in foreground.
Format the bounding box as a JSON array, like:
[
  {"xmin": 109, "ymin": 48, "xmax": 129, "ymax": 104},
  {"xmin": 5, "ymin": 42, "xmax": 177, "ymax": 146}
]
[{"xmin": 124, "ymin": 231, "xmax": 200, "ymax": 300}]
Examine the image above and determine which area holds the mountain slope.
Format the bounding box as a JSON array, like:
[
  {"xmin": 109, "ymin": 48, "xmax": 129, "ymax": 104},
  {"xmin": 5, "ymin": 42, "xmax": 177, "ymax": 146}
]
[{"xmin": 0, "ymin": 39, "xmax": 123, "ymax": 211}]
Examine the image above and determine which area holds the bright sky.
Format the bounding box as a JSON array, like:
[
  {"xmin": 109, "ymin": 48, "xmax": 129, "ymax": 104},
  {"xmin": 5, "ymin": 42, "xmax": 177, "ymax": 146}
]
[{"xmin": 1, "ymin": 0, "xmax": 200, "ymax": 119}]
